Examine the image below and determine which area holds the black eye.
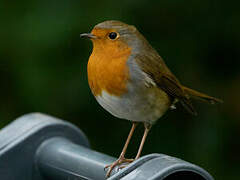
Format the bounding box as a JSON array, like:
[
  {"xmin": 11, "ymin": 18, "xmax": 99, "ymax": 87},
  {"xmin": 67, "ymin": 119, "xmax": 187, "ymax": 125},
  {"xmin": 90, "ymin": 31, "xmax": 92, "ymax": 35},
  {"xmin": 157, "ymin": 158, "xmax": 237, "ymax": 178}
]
[{"xmin": 108, "ymin": 32, "xmax": 118, "ymax": 40}]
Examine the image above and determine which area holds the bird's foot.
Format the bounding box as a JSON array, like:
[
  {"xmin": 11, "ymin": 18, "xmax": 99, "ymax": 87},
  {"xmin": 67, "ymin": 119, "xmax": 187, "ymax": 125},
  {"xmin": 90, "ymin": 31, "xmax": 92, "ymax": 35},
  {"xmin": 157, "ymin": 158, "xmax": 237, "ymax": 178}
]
[
  {"xmin": 118, "ymin": 164, "xmax": 127, "ymax": 169},
  {"xmin": 105, "ymin": 157, "xmax": 134, "ymax": 177}
]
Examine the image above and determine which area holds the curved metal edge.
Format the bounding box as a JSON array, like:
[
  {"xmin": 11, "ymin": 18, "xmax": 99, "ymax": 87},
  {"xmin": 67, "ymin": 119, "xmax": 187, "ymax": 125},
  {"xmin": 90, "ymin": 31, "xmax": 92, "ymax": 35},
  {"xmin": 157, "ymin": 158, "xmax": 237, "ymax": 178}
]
[
  {"xmin": 109, "ymin": 154, "xmax": 214, "ymax": 180},
  {"xmin": 0, "ymin": 112, "xmax": 90, "ymax": 152},
  {"xmin": 108, "ymin": 153, "xmax": 162, "ymax": 179},
  {"xmin": 150, "ymin": 162, "xmax": 214, "ymax": 180}
]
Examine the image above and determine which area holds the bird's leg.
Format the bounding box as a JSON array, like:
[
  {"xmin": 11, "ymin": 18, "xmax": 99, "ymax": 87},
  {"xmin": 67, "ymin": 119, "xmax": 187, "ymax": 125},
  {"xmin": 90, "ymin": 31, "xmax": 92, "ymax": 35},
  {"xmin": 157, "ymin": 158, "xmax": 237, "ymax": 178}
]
[
  {"xmin": 105, "ymin": 122, "xmax": 138, "ymax": 177},
  {"xmin": 119, "ymin": 123, "xmax": 152, "ymax": 169},
  {"xmin": 135, "ymin": 122, "xmax": 151, "ymax": 160}
]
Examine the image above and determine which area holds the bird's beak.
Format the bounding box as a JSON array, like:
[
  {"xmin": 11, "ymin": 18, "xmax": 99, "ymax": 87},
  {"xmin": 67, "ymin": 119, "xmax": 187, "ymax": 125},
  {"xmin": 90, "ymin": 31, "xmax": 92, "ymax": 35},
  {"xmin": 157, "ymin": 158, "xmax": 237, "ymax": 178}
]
[{"xmin": 80, "ymin": 33, "xmax": 97, "ymax": 39}]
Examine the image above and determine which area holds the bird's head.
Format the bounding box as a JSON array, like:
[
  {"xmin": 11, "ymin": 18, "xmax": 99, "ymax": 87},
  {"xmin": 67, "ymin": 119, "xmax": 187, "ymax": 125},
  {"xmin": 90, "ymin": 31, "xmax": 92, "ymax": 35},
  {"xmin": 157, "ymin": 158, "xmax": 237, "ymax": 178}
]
[{"xmin": 80, "ymin": 20, "xmax": 145, "ymax": 55}]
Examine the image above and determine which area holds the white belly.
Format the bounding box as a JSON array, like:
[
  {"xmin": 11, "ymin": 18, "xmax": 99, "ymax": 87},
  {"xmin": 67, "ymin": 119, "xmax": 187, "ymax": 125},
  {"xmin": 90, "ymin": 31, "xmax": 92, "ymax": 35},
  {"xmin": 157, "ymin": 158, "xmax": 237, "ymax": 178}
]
[{"xmin": 95, "ymin": 85, "xmax": 171, "ymax": 124}]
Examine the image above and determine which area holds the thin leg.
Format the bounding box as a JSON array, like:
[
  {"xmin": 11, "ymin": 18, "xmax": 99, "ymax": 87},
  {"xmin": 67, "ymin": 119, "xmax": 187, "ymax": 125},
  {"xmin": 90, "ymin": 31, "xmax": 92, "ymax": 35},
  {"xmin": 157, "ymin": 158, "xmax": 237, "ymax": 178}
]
[
  {"xmin": 135, "ymin": 123, "xmax": 152, "ymax": 160},
  {"xmin": 119, "ymin": 122, "xmax": 137, "ymax": 158},
  {"xmin": 118, "ymin": 123, "xmax": 152, "ymax": 170},
  {"xmin": 105, "ymin": 122, "xmax": 138, "ymax": 177}
]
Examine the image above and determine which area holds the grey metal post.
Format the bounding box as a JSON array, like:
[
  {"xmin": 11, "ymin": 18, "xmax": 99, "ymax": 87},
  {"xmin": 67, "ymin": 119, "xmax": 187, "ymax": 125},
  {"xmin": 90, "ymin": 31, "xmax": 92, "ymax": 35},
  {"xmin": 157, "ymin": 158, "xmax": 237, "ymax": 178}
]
[
  {"xmin": 36, "ymin": 138, "xmax": 214, "ymax": 180},
  {"xmin": 36, "ymin": 137, "xmax": 116, "ymax": 180}
]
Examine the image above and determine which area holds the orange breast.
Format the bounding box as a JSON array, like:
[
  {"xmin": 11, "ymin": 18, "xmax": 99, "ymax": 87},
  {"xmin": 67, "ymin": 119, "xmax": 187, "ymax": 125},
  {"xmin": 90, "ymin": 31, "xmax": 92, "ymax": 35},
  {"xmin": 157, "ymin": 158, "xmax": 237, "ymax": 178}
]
[{"xmin": 87, "ymin": 39, "xmax": 131, "ymax": 96}]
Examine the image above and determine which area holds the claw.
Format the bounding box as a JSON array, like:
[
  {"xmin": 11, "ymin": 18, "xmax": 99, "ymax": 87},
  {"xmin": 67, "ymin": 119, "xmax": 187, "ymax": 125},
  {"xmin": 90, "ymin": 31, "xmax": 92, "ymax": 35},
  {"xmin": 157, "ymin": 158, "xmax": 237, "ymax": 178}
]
[
  {"xmin": 105, "ymin": 157, "xmax": 135, "ymax": 177},
  {"xmin": 104, "ymin": 166, "xmax": 109, "ymax": 171},
  {"xmin": 118, "ymin": 165, "xmax": 127, "ymax": 169}
]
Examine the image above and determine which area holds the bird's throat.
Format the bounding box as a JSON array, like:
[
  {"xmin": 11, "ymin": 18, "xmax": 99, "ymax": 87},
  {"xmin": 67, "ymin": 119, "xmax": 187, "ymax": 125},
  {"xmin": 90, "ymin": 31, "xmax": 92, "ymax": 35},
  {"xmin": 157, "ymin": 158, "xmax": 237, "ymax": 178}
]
[{"xmin": 87, "ymin": 44, "xmax": 131, "ymax": 97}]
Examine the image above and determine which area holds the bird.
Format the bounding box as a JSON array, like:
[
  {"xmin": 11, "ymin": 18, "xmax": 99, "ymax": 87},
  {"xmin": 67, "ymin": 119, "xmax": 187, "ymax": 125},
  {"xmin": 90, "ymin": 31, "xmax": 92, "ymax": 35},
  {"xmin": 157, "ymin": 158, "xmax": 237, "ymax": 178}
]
[{"xmin": 80, "ymin": 20, "xmax": 222, "ymax": 177}]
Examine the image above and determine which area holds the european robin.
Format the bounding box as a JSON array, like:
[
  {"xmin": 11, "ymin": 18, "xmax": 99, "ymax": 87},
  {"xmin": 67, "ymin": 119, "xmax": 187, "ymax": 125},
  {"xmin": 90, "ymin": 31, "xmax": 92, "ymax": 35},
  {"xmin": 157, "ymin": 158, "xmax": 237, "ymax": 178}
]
[{"xmin": 80, "ymin": 20, "xmax": 222, "ymax": 177}]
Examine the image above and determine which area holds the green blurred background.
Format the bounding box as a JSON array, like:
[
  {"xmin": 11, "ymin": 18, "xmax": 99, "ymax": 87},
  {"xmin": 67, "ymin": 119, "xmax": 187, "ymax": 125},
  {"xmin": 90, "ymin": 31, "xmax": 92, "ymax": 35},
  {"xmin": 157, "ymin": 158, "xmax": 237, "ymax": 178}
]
[{"xmin": 0, "ymin": 0, "xmax": 239, "ymax": 179}]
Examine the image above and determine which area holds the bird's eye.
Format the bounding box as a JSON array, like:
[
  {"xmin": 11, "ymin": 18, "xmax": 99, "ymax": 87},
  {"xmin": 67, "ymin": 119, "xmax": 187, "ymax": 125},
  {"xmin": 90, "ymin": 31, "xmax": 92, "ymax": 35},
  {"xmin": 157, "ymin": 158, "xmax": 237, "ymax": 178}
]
[{"xmin": 108, "ymin": 32, "xmax": 118, "ymax": 40}]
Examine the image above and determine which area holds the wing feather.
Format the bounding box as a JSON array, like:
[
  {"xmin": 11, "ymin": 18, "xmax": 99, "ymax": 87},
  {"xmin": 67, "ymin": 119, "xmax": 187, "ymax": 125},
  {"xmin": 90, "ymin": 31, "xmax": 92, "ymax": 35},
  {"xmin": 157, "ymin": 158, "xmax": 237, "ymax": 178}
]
[{"xmin": 134, "ymin": 51, "xmax": 197, "ymax": 115}]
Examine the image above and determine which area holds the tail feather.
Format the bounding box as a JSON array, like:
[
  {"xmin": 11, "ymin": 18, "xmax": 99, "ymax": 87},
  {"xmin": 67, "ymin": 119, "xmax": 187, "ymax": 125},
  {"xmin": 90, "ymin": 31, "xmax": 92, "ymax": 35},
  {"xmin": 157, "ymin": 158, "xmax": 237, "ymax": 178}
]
[
  {"xmin": 180, "ymin": 97, "xmax": 198, "ymax": 116},
  {"xmin": 182, "ymin": 86, "xmax": 223, "ymax": 104}
]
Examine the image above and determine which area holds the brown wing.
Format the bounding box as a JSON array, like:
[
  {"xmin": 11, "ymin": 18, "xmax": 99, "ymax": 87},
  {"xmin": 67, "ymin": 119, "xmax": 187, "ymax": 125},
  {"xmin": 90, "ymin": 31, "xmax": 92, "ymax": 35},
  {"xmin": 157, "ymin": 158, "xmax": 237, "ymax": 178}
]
[
  {"xmin": 157, "ymin": 74, "xmax": 197, "ymax": 115},
  {"xmin": 134, "ymin": 49, "xmax": 197, "ymax": 116}
]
